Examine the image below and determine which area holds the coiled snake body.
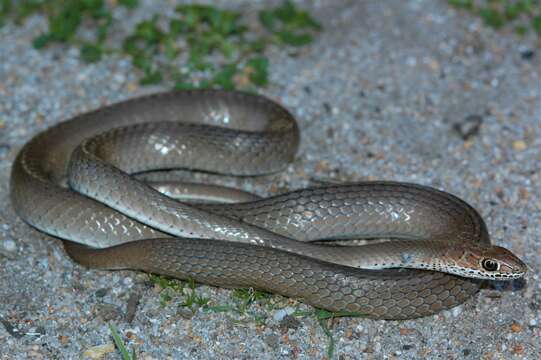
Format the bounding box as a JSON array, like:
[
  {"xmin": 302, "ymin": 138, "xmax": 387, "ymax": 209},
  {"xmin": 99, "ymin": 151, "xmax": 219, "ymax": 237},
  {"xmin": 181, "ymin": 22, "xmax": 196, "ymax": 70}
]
[{"xmin": 10, "ymin": 90, "xmax": 526, "ymax": 319}]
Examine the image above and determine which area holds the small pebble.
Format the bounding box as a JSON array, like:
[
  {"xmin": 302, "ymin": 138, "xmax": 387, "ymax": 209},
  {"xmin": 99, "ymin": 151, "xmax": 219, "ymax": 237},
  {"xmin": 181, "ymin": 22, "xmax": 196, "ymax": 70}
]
[
  {"xmin": 512, "ymin": 344, "xmax": 525, "ymax": 354},
  {"xmin": 123, "ymin": 277, "xmax": 133, "ymax": 287},
  {"xmin": 453, "ymin": 114, "xmax": 483, "ymax": 140},
  {"xmin": 0, "ymin": 144, "xmax": 10, "ymax": 158},
  {"xmin": 82, "ymin": 343, "xmax": 115, "ymax": 359},
  {"xmin": 510, "ymin": 323, "xmax": 522, "ymax": 333},
  {"xmin": 95, "ymin": 304, "xmax": 121, "ymax": 321},
  {"xmin": 176, "ymin": 307, "xmax": 194, "ymax": 319},
  {"xmin": 520, "ymin": 49, "xmax": 535, "ymax": 60},
  {"xmin": 451, "ymin": 306, "xmax": 462, "ymax": 317},
  {"xmin": 95, "ymin": 288, "xmax": 108, "ymax": 298},
  {"xmin": 512, "ymin": 140, "xmax": 527, "ymax": 151},
  {"xmin": 58, "ymin": 335, "xmax": 69, "ymax": 344},
  {"xmin": 2, "ymin": 239, "xmax": 16, "ymax": 252},
  {"xmin": 279, "ymin": 315, "xmax": 302, "ymax": 330},
  {"xmin": 273, "ymin": 307, "xmax": 295, "ymax": 321}
]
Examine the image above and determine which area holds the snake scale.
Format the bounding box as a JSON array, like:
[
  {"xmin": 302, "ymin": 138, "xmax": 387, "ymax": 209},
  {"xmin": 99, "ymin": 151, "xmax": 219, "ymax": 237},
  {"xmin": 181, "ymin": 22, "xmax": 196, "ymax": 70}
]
[{"xmin": 10, "ymin": 90, "xmax": 526, "ymax": 319}]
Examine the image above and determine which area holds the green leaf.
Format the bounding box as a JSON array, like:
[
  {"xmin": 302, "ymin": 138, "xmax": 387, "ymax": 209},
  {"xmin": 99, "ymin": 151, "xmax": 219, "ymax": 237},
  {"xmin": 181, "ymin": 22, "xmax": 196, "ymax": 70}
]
[
  {"xmin": 131, "ymin": 54, "xmax": 152, "ymax": 70},
  {"xmin": 96, "ymin": 24, "xmax": 108, "ymax": 42},
  {"xmin": 169, "ymin": 18, "xmax": 186, "ymax": 35},
  {"xmin": 119, "ymin": 0, "xmax": 139, "ymax": 9},
  {"xmin": 134, "ymin": 16, "xmax": 163, "ymax": 43},
  {"xmin": 108, "ymin": 323, "xmax": 133, "ymax": 360},
  {"xmin": 290, "ymin": 11, "xmax": 321, "ymax": 30},
  {"xmin": 479, "ymin": 8, "xmax": 505, "ymax": 29},
  {"xmin": 212, "ymin": 63, "xmax": 237, "ymax": 90},
  {"xmin": 174, "ymin": 82, "xmax": 197, "ymax": 90},
  {"xmin": 246, "ymin": 56, "xmax": 268, "ymax": 87},
  {"xmin": 140, "ymin": 69, "xmax": 163, "ymax": 85},
  {"xmin": 32, "ymin": 33, "xmax": 52, "ymax": 49},
  {"xmin": 318, "ymin": 314, "xmax": 335, "ymax": 359},
  {"xmin": 504, "ymin": 3, "xmax": 521, "ymax": 20},
  {"xmin": 258, "ymin": 10, "xmax": 276, "ymax": 31},
  {"xmin": 448, "ymin": 0, "xmax": 474, "ymax": 10},
  {"xmin": 514, "ymin": 24, "xmax": 528, "ymax": 35},
  {"xmin": 80, "ymin": 42, "xmax": 102, "ymax": 62},
  {"xmin": 247, "ymin": 39, "xmax": 267, "ymax": 52},
  {"xmin": 533, "ymin": 15, "xmax": 541, "ymax": 34},
  {"xmin": 83, "ymin": 0, "xmax": 106, "ymax": 18},
  {"xmin": 276, "ymin": 30, "xmax": 313, "ymax": 46},
  {"xmin": 164, "ymin": 37, "xmax": 179, "ymax": 60},
  {"xmin": 49, "ymin": 5, "xmax": 83, "ymax": 41},
  {"xmin": 274, "ymin": 0, "xmax": 296, "ymax": 23},
  {"xmin": 122, "ymin": 35, "xmax": 140, "ymax": 55},
  {"xmin": 219, "ymin": 39, "xmax": 237, "ymax": 59}
]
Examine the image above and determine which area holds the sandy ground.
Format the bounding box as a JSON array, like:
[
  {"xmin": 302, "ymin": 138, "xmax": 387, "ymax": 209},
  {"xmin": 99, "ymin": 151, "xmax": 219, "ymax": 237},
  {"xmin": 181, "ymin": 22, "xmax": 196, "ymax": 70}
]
[{"xmin": 0, "ymin": 0, "xmax": 540, "ymax": 359}]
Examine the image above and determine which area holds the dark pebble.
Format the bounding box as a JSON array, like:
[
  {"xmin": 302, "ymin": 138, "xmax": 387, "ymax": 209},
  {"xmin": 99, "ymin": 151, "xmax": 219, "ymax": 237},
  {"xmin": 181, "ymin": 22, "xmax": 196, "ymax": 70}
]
[
  {"xmin": 279, "ymin": 315, "xmax": 302, "ymax": 330},
  {"xmin": 177, "ymin": 307, "xmax": 194, "ymax": 319},
  {"xmin": 0, "ymin": 144, "xmax": 10, "ymax": 158},
  {"xmin": 453, "ymin": 114, "xmax": 483, "ymax": 140},
  {"xmin": 0, "ymin": 316, "xmax": 23, "ymax": 338},
  {"xmin": 323, "ymin": 102, "xmax": 331, "ymax": 114},
  {"xmin": 95, "ymin": 303, "xmax": 121, "ymax": 321},
  {"xmin": 520, "ymin": 49, "xmax": 535, "ymax": 60},
  {"xmin": 125, "ymin": 292, "xmax": 141, "ymax": 323},
  {"xmin": 95, "ymin": 288, "xmax": 108, "ymax": 298}
]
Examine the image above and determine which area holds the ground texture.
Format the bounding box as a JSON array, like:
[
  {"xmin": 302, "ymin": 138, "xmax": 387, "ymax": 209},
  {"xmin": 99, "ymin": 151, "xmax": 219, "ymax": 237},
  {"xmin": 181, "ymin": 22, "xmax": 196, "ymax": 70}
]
[{"xmin": 0, "ymin": 0, "xmax": 540, "ymax": 359}]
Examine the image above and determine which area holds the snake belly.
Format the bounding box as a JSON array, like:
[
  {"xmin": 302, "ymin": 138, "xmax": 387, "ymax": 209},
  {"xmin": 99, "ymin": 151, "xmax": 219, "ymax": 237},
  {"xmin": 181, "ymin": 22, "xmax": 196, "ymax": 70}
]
[{"xmin": 10, "ymin": 90, "xmax": 484, "ymax": 320}]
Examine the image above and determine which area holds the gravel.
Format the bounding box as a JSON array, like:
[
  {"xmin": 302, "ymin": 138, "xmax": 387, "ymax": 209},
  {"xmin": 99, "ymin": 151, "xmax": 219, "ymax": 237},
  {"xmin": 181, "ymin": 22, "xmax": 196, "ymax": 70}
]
[{"xmin": 1, "ymin": 0, "xmax": 540, "ymax": 359}]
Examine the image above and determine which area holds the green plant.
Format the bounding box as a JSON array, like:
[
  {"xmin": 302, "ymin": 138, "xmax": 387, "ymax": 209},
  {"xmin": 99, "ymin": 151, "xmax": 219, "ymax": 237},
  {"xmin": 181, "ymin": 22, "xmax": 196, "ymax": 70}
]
[
  {"xmin": 292, "ymin": 309, "xmax": 368, "ymax": 359},
  {"xmin": 231, "ymin": 287, "xmax": 270, "ymax": 314},
  {"xmin": 181, "ymin": 278, "xmax": 210, "ymax": 311},
  {"xmin": 0, "ymin": 0, "xmax": 321, "ymax": 89},
  {"xmin": 449, "ymin": 0, "xmax": 541, "ymax": 36},
  {"xmin": 109, "ymin": 323, "xmax": 136, "ymax": 360},
  {"xmin": 148, "ymin": 273, "xmax": 184, "ymax": 307}
]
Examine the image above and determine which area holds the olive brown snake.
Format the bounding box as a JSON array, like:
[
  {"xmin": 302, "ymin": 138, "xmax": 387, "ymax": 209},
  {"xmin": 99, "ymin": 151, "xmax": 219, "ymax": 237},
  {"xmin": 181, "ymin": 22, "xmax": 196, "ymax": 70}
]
[{"xmin": 10, "ymin": 90, "xmax": 526, "ymax": 320}]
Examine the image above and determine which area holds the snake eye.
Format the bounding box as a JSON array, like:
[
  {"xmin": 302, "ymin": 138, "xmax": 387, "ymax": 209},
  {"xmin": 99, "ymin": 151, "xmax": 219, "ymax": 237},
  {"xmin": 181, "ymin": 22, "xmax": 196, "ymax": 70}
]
[{"xmin": 481, "ymin": 258, "xmax": 499, "ymax": 272}]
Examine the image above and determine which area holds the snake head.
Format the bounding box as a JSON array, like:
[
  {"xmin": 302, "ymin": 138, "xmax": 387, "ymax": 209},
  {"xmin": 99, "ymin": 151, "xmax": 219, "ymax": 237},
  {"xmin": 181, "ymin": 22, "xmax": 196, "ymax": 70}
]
[{"xmin": 451, "ymin": 244, "xmax": 527, "ymax": 280}]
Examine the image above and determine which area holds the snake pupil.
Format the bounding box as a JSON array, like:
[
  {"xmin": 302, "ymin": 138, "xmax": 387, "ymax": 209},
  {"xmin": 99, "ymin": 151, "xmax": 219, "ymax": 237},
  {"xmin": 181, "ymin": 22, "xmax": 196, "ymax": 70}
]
[{"xmin": 482, "ymin": 259, "xmax": 499, "ymax": 272}]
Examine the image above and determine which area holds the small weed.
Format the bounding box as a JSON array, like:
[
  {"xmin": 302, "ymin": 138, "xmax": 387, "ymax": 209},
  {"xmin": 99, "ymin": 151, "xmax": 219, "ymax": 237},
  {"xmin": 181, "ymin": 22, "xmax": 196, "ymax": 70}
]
[
  {"xmin": 204, "ymin": 304, "xmax": 232, "ymax": 313},
  {"xmin": 292, "ymin": 309, "xmax": 368, "ymax": 359},
  {"xmin": 181, "ymin": 278, "xmax": 211, "ymax": 311},
  {"xmin": 231, "ymin": 287, "xmax": 271, "ymax": 314},
  {"xmin": 108, "ymin": 323, "xmax": 136, "ymax": 360},
  {"xmin": 148, "ymin": 273, "xmax": 184, "ymax": 307},
  {"xmin": 449, "ymin": 0, "xmax": 541, "ymax": 36},
  {"xmin": 149, "ymin": 275, "xmax": 211, "ymax": 312},
  {"xmin": 253, "ymin": 313, "xmax": 267, "ymax": 327},
  {"xmin": 1, "ymin": 0, "xmax": 321, "ymax": 89}
]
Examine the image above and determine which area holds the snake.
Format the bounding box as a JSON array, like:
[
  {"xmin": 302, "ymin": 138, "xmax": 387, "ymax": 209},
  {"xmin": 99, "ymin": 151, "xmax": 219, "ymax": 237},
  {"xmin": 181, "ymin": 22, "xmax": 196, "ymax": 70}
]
[{"xmin": 9, "ymin": 89, "xmax": 527, "ymax": 320}]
